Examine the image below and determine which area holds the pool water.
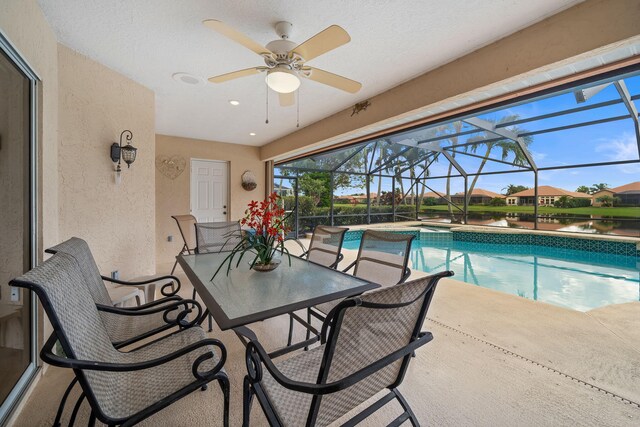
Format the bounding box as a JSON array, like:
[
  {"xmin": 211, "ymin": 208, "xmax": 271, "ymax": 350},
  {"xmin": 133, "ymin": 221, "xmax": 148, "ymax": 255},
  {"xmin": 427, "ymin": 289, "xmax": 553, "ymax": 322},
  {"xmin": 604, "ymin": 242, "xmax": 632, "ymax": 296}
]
[{"xmin": 342, "ymin": 238, "xmax": 639, "ymax": 311}]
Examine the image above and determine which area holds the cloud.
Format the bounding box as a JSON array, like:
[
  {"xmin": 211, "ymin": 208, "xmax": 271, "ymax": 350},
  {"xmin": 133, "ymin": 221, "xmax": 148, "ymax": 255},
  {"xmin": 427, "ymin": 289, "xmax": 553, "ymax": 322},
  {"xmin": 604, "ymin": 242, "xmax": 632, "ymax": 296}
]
[
  {"xmin": 595, "ymin": 133, "xmax": 640, "ymax": 174},
  {"xmin": 529, "ymin": 150, "xmax": 547, "ymax": 161}
]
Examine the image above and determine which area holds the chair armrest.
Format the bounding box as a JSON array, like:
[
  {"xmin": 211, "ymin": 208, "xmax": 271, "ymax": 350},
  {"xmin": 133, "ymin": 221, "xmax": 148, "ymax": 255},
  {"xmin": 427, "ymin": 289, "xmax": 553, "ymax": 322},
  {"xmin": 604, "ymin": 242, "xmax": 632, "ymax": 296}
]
[
  {"xmin": 101, "ymin": 274, "xmax": 181, "ymax": 297},
  {"xmin": 118, "ymin": 295, "xmax": 183, "ymax": 311},
  {"xmin": 341, "ymin": 260, "xmax": 356, "ymax": 273},
  {"xmin": 245, "ymin": 331, "xmax": 433, "ymax": 396},
  {"xmin": 96, "ymin": 299, "xmax": 202, "ymax": 329},
  {"xmin": 284, "ymin": 237, "xmax": 308, "ymax": 256},
  {"xmin": 41, "ymin": 332, "xmax": 226, "ymax": 380},
  {"xmin": 400, "ymin": 267, "xmax": 412, "ymax": 284},
  {"xmin": 328, "ymin": 253, "xmax": 344, "ymax": 269}
]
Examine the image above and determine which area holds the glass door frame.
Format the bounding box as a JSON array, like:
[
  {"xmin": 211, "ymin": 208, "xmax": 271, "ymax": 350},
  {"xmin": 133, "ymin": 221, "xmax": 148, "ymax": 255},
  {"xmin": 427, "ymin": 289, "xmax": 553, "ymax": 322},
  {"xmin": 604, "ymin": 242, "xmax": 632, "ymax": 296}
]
[{"xmin": 0, "ymin": 30, "xmax": 39, "ymax": 424}]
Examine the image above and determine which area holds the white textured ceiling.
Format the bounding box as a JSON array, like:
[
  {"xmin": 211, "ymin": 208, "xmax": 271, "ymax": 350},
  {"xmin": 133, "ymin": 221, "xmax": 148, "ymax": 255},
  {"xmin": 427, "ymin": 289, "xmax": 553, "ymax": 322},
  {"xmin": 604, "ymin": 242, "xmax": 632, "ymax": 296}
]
[{"xmin": 38, "ymin": 0, "xmax": 582, "ymax": 146}]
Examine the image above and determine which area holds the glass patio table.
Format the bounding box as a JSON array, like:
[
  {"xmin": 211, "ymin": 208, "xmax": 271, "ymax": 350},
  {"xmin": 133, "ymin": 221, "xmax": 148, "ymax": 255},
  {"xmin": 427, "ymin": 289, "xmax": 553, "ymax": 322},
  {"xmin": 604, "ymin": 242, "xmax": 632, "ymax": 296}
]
[{"xmin": 177, "ymin": 252, "xmax": 378, "ymax": 348}]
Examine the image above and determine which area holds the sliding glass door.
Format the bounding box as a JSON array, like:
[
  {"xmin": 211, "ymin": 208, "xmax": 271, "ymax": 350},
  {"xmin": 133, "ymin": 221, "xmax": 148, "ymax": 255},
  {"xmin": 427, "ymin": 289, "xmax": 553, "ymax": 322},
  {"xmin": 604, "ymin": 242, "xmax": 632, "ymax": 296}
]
[{"xmin": 0, "ymin": 33, "xmax": 38, "ymax": 423}]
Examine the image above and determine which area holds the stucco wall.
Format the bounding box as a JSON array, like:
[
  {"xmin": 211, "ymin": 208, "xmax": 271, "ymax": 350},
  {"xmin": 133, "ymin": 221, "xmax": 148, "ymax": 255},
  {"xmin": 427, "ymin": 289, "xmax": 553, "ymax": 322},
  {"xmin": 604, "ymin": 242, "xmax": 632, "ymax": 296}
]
[
  {"xmin": 57, "ymin": 45, "xmax": 156, "ymax": 278},
  {"xmin": 260, "ymin": 0, "xmax": 640, "ymax": 161},
  {"xmin": 155, "ymin": 134, "xmax": 264, "ymax": 267}
]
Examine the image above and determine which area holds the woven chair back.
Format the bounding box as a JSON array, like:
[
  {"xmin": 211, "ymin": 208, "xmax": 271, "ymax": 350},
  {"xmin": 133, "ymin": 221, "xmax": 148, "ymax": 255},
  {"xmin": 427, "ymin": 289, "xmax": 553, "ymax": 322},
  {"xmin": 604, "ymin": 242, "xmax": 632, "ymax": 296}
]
[
  {"xmin": 314, "ymin": 274, "xmax": 439, "ymax": 425},
  {"xmin": 306, "ymin": 226, "xmax": 348, "ymax": 268},
  {"xmin": 195, "ymin": 221, "xmax": 242, "ymax": 253},
  {"xmin": 12, "ymin": 253, "xmax": 124, "ymax": 413},
  {"xmin": 353, "ymin": 230, "xmax": 414, "ymax": 287},
  {"xmin": 47, "ymin": 237, "xmax": 112, "ymax": 306},
  {"xmin": 171, "ymin": 214, "xmax": 197, "ymax": 252}
]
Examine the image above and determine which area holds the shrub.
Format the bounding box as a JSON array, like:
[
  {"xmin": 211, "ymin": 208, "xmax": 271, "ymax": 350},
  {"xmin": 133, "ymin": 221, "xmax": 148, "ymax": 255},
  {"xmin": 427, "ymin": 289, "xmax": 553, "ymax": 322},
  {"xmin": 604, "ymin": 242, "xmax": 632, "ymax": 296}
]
[
  {"xmin": 596, "ymin": 195, "xmax": 614, "ymax": 207},
  {"xmin": 488, "ymin": 197, "xmax": 506, "ymax": 206},
  {"xmin": 421, "ymin": 197, "xmax": 438, "ymax": 206},
  {"xmin": 554, "ymin": 196, "xmax": 591, "ymax": 208},
  {"xmin": 573, "ymin": 198, "xmax": 592, "ymax": 208}
]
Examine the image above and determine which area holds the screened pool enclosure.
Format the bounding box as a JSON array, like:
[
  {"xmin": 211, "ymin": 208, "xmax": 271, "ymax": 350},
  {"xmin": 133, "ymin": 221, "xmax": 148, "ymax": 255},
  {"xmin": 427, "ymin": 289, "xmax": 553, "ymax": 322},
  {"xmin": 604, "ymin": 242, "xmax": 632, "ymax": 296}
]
[{"xmin": 275, "ymin": 66, "xmax": 640, "ymax": 237}]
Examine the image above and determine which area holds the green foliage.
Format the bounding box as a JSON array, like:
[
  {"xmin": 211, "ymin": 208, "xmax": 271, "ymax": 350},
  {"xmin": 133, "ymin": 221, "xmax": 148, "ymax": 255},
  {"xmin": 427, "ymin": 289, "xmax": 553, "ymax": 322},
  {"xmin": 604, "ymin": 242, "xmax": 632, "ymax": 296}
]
[
  {"xmin": 596, "ymin": 195, "xmax": 615, "ymax": 207},
  {"xmin": 380, "ymin": 189, "xmax": 403, "ymax": 205},
  {"xmin": 299, "ymin": 172, "xmax": 331, "ymax": 207},
  {"xmin": 589, "ymin": 183, "xmax": 610, "ymax": 194},
  {"xmin": 554, "ymin": 196, "xmax": 591, "ymax": 208},
  {"xmin": 488, "ymin": 197, "xmax": 506, "ymax": 206},
  {"xmin": 502, "ymin": 184, "xmax": 529, "ymax": 195},
  {"xmin": 575, "ymin": 185, "xmax": 590, "ymax": 194},
  {"xmin": 421, "ymin": 197, "xmax": 439, "ymax": 206}
]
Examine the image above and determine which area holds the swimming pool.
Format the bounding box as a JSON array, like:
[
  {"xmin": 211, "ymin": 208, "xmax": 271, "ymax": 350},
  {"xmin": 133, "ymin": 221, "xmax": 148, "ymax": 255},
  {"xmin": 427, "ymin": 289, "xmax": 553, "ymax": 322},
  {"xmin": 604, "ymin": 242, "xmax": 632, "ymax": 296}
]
[{"xmin": 342, "ymin": 232, "xmax": 639, "ymax": 311}]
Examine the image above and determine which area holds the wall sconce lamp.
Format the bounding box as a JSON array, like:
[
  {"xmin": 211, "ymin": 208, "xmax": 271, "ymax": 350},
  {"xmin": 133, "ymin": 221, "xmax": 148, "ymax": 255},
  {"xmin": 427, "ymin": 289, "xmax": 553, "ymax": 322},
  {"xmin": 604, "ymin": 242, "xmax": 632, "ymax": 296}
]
[{"xmin": 110, "ymin": 130, "xmax": 137, "ymax": 183}]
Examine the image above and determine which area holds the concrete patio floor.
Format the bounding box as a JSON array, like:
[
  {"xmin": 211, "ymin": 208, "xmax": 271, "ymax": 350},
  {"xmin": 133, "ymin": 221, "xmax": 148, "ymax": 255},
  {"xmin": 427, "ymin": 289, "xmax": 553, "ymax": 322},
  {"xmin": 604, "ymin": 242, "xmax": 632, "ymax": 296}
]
[{"xmin": 13, "ymin": 243, "xmax": 640, "ymax": 426}]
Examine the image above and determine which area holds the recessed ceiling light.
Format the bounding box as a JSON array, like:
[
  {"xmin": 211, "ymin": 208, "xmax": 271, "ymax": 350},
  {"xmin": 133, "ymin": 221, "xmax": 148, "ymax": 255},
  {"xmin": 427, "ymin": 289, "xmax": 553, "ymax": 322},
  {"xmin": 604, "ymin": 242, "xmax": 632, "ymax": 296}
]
[
  {"xmin": 172, "ymin": 72, "xmax": 203, "ymax": 85},
  {"xmin": 229, "ymin": 100, "xmax": 240, "ymax": 106},
  {"xmin": 249, "ymin": 132, "xmax": 256, "ymax": 136}
]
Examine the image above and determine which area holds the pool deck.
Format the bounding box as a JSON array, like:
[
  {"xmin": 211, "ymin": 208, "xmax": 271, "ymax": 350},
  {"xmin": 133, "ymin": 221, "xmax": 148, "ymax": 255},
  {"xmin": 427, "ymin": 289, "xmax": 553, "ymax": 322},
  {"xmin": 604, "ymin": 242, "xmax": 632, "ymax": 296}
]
[
  {"xmin": 13, "ymin": 243, "xmax": 640, "ymax": 426},
  {"xmin": 332, "ymin": 240, "xmax": 640, "ymax": 405}
]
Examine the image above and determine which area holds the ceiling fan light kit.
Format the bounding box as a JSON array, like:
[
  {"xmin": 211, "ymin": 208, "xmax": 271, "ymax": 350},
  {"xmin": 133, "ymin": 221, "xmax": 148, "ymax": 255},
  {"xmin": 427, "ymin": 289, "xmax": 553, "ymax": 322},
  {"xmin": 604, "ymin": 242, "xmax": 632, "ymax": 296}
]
[
  {"xmin": 265, "ymin": 67, "xmax": 300, "ymax": 93},
  {"xmin": 203, "ymin": 19, "xmax": 362, "ymax": 113}
]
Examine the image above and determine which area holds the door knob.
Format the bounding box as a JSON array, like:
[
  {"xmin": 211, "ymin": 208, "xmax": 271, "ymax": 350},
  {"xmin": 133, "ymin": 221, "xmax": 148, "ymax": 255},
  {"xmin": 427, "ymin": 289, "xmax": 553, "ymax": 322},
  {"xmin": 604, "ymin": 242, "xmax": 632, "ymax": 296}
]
[
  {"xmin": 223, "ymin": 212, "xmax": 227, "ymax": 215},
  {"xmin": 223, "ymin": 205, "xmax": 227, "ymax": 208}
]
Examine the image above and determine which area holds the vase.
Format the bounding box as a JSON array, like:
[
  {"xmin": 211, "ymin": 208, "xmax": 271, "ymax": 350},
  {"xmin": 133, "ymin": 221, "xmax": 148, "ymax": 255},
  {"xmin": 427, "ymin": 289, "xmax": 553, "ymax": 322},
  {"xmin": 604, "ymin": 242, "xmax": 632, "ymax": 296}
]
[{"xmin": 252, "ymin": 258, "xmax": 281, "ymax": 272}]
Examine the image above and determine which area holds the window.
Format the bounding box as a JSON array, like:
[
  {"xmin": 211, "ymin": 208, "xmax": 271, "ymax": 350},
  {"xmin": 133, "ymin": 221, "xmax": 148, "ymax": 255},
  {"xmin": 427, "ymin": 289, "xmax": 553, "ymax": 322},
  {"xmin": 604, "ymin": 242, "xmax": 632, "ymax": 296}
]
[{"xmin": 0, "ymin": 34, "xmax": 38, "ymax": 423}]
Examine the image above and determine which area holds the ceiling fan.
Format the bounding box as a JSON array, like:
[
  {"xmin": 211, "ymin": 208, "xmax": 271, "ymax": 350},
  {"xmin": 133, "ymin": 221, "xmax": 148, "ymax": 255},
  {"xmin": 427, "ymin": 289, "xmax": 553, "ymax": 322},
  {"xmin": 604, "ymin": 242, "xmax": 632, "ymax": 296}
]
[{"xmin": 204, "ymin": 20, "xmax": 362, "ymax": 107}]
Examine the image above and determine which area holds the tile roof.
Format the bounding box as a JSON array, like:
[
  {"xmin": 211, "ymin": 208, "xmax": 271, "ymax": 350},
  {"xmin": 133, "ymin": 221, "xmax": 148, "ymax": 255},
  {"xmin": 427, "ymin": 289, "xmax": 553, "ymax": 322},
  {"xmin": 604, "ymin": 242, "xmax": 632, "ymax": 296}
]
[
  {"xmin": 453, "ymin": 188, "xmax": 505, "ymax": 198},
  {"xmin": 508, "ymin": 185, "xmax": 590, "ymax": 198},
  {"xmin": 608, "ymin": 181, "xmax": 640, "ymax": 194}
]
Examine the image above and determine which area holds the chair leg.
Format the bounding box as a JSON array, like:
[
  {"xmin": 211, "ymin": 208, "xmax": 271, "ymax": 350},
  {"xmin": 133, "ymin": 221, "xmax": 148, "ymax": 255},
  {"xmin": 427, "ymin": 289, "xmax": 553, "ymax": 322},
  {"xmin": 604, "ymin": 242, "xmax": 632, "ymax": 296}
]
[
  {"xmin": 394, "ymin": 388, "xmax": 419, "ymax": 427},
  {"xmin": 87, "ymin": 410, "xmax": 96, "ymax": 427},
  {"xmin": 286, "ymin": 314, "xmax": 294, "ymax": 347},
  {"xmin": 170, "ymin": 258, "xmax": 179, "ymax": 275},
  {"xmin": 218, "ymin": 375, "xmax": 230, "ymax": 427},
  {"xmin": 243, "ymin": 376, "xmax": 253, "ymax": 427},
  {"xmin": 304, "ymin": 308, "xmax": 312, "ymax": 351},
  {"xmin": 53, "ymin": 377, "xmax": 78, "ymax": 427},
  {"xmin": 192, "ymin": 286, "xmax": 212, "ymax": 332},
  {"xmin": 68, "ymin": 392, "xmax": 86, "ymax": 427}
]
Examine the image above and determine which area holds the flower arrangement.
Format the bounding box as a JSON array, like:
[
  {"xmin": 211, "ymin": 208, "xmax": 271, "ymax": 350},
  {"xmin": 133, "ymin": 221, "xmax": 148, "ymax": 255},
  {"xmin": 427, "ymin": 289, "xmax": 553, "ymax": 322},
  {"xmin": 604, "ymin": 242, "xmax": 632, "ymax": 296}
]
[{"xmin": 212, "ymin": 192, "xmax": 292, "ymax": 279}]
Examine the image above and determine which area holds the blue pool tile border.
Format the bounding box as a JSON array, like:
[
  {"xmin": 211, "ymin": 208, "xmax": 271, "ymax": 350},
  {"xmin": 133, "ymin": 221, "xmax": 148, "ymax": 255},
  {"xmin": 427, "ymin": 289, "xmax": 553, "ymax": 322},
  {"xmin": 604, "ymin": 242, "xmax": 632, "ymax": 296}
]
[
  {"xmin": 342, "ymin": 229, "xmax": 639, "ymax": 257},
  {"xmin": 452, "ymin": 231, "xmax": 638, "ymax": 257}
]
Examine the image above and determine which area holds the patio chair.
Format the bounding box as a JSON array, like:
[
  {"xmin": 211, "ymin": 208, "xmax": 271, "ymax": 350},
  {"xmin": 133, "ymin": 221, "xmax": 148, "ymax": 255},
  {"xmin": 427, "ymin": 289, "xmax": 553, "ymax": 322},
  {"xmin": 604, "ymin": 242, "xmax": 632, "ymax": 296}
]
[
  {"xmin": 171, "ymin": 214, "xmax": 198, "ymax": 274},
  {"xmin": 301, "ymin": 225, "xmax": 349, "ymax": 269},
  {"xmin": 243, "ymin": 270, "xmax": 454, "ymax": 427},
  {"xmin": 45, "ymin": 237, "xmax": 203, "ymax": 426},
  {"xmin": 45, "ymin": 237, "xmax": 187, "ymax": 348},
  {"xmin": 297, "ymin": 230, "xmax": 415, "ymax": 347},
  {"xmin": 341, "ymin": 230, "xmax": 415, "ymax": 286},
  {"xmin": 194, "ymin": 221, "xmax": 243, "ymax": 254},
  {"xmin": 286, "ymin": 225, "xmax": 348, "ymax": 346},
  {"xmin": 193, "ymin": 221, "xmax": 243, "ymax": 331},
  {"xmin": 11, "ymin": 252, "xmax": 229, "ymax": 427}
]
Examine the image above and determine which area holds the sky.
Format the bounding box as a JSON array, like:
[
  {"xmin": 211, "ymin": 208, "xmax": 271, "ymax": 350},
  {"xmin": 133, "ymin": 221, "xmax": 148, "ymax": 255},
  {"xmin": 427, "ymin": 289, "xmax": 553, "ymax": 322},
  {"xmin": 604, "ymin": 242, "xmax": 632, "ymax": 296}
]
[{"xmin": 277, "ymin": 73, "xmax": 640, "ymax": 196}]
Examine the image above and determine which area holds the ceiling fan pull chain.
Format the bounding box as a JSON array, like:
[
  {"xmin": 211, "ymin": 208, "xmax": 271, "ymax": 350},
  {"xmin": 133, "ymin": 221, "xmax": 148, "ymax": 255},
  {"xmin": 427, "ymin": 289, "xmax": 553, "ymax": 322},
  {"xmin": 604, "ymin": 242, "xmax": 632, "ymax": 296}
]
[
  {"xmin": 265, "ymin": 79, "xmax": 269, "ymax": 124},
  {"xmin": 296, "ymin": 90, "xmax": 300, "ymax": 128}
]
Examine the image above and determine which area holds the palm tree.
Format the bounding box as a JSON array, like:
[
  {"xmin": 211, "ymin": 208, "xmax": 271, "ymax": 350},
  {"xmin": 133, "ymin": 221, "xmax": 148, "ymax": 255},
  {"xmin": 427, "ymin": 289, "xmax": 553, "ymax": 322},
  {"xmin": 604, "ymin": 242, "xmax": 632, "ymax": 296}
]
[
  {"xmin": 589, "ymin": 183, "xmax": 610, "ymax": 194},
  {"xmin": 463, "ymin": 115, "xmax": 533, "ymax": 206}
]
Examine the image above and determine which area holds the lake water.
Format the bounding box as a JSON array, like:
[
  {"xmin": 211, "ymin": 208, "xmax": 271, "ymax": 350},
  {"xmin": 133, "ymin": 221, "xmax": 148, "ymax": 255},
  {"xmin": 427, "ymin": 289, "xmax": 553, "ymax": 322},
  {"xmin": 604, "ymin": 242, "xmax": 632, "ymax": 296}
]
[{"xmin": 419, "ymin": 211, "xmax": 640, "ymax": 237}]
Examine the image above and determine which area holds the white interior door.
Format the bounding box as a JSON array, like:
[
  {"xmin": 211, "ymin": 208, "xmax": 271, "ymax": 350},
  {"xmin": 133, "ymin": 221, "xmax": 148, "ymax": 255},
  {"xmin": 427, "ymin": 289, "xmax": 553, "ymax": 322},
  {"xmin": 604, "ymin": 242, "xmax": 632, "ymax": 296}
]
[{"xmin": 190, "ymin": 159, "xmax": 228, "ymax": 222}]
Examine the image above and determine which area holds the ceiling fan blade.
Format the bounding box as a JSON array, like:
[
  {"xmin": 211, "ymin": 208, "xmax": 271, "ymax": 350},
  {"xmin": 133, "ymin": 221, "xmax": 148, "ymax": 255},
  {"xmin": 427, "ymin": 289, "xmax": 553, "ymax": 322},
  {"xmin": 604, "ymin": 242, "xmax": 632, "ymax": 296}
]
[
  {"xmin": 291, "ymin": 25, "xmax": 350, "ymax": 61},
  {"xmin": 208, "ymin": 67, "xmax": 265, "ymax": 83},
  {"xmin": 203, "ymin": 20, "xmax": 272, "ymax": 56},
  {"xmin": 279, "ymin": 92, "xmax": 295, "ymax": 107},
  {"xmin": 304, "ymin": 67, "xmax": 362, "ymax": 93}
]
